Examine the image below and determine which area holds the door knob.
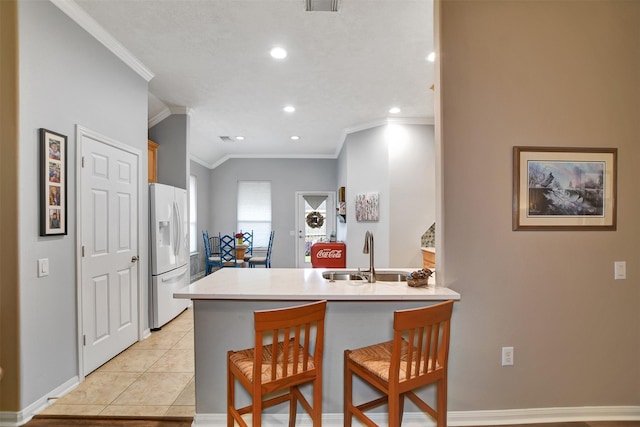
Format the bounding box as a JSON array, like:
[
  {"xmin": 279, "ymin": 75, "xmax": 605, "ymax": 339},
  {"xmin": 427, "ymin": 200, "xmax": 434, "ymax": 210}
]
[{"xmin": 131, "ymin": 256, "xmax": 139, "ymax": 262}]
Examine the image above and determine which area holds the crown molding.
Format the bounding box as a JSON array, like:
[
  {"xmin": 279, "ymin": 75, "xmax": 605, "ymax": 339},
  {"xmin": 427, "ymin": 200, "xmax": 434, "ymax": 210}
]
[
  {"xmin": 387, "ymin": 116, "xmax": 434, "ymax": 126},
  {"xmin": 148, "ymin": 106, "xmax": 193, "ymax": 128},
  {"xmin": 148, "ymin": 108, "xmax": 171, "ymax": 128},
  {"xmin": 334, "ymin": 117, "xmax": 434, "ymax": 157},
  {"xmin": 170, "ymin": 107, "xmax": 193, "ymax": 115},
  {"xmin": 208, "ymin": 153, "xmax": 336, "ymax": 170},
  {"xmin": 190, "ymin": 154, "xmax": 213, "ymax": 169},
  {"xmin": 50, "ymin": 0, "xmax": 154, "ymax": 82},
  {"xmin": 201, "ymin": 118, "xmax": 434, "ymax": 170}
]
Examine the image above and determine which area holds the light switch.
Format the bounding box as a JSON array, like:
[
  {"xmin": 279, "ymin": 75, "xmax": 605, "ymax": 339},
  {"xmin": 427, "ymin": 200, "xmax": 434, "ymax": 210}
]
[
  {"xmin": 38, "ymin": 258, "xmax": 49, "ymax": 278},
  {"xmin": 614, "ymin": 261, "xmax": 626, "ymax": 280}
]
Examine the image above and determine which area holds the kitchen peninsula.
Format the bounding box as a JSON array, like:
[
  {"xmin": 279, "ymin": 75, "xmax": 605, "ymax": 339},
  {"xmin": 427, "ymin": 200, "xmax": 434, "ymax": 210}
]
[{"xmin": 175, "ymin": 268, "xmax": 460, "ymax": 418}]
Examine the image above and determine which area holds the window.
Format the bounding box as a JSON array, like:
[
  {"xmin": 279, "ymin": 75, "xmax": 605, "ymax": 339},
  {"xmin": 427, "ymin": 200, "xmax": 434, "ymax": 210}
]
[
  {"xmin": 237, "ymin": 181, "xmax": 271, "ymax": 247},
  {"xmin": 189, "ymin": 175, "xmax": 197, "ymax": 253}
]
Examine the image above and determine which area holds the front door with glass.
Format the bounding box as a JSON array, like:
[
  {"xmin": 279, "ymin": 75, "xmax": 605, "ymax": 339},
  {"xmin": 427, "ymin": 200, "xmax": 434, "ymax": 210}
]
[{"xmin": 295, "ymin": 192, "xmax": 336, "ymax": 268}]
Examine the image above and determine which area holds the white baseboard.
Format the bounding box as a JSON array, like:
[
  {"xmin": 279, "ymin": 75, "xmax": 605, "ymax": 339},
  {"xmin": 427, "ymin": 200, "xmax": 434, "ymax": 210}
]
[
  {"xmin": 142, "ymin": 327, "xmax": 152, "ymax": 340},
  {"xmin": 448, "ymin": 406, "xmax": 640, "ymax": 425},
  {"xmin": 3, "ymin": 400, "xmax": 638, "ymax": 427},
  {"xmin": 193, "ymin": 406, "xmax": 640, "ymax": 427},
  {"xmin": 0, "ymin": 375, "xmax": 80, "ymax": 427}
]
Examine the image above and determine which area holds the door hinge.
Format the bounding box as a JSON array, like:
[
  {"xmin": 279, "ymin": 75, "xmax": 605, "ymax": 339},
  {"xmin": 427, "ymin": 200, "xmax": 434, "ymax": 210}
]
[
  {"xmin": 83, "ymin": 335, "xmax": 86, "ymax": 346},
  {"xmin": 82, "ymin": 156, "xmax": 85, "ymax": 167},
  {"xmin": 82, "ymin": 246, "xmax": 85, "ymax": 257}
]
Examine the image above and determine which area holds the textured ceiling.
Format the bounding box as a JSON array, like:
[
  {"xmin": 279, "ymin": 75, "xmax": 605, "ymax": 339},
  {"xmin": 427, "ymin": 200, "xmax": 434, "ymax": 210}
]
[{"xmin": 73, "ymin": 0, "xmax": 435, "ymax": 168}]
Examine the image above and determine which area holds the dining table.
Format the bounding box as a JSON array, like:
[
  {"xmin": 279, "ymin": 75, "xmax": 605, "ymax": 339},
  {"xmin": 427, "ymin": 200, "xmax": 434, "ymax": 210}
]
[{"xmin": 234, "ymin": 244, "xmax": 248, "ymax": 265}]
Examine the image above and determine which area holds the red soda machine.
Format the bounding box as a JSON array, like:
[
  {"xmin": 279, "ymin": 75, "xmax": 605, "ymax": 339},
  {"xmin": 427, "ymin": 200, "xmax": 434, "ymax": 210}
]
[{"xmin": 310, "ymin": 242, "xmax": 346, "ymax": 268}]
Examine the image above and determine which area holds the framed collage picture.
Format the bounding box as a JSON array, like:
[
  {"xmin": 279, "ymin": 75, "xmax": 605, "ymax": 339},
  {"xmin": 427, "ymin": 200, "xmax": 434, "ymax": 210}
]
[
  {"xmin": 513, "ymin": 146, "xmax": 617, "ymax": 231},
  {"xmin": 40, "ymin": 128, "xmax": 67, "ymax": 236}
]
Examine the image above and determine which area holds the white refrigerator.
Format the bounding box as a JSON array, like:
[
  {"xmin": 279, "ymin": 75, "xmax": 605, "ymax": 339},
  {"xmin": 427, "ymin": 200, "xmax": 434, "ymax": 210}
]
[{"xmin": 149, "ymin": 183, "xmax": 190, "ymax": 329}]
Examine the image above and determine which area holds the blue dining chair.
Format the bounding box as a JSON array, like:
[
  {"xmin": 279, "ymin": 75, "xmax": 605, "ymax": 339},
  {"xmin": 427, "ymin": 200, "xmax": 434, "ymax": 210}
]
[
  {"xmin": 241, "ymin": 230, "xmax": 253, "ymax": 262},
  {"xmin": 202, "ymin": 231, "xmax": 221, "ymax": 275},
  {"xmin": 220, "ymin": 234, "xmax": 244, "ymax": 268},
  {"xmin": 249, "ymin": 230, "xmax": 275, "ymax": 268}
]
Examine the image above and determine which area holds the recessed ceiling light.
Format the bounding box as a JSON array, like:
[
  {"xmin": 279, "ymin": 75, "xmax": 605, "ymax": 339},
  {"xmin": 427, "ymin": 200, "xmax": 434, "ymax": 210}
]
[
  {"xmin": 426, "ymin": 52, "xmax": 436, "ymax": 62},
  {"xmin": 270, "ymin": 47, "xmax": 287, "ymax": 59},
  {"xmin": 235, "ymin": 136, "xmax": 245, "ymax": 141},
  {"xmin": 284, "ymin": 105, "xmax": 295, "ymax": 113},
  {"xmin": 389, "ymin": 107, "xmax": 401, "ymax": 114},
  {"xmin": 290, "ymin": 136, "xmax": 300, "ymax": 141}
]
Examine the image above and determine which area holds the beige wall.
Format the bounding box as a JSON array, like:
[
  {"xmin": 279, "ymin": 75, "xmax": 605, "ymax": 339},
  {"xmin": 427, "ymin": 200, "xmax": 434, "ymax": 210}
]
[{"xmin": 441, "ymin": 0, "xmax": 639, "ymax": 409}]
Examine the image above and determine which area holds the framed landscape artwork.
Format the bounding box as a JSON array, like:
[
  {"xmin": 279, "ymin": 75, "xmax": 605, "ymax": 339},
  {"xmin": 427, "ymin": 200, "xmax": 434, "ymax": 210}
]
[
  {"xmin": 513, "ymin": 146, "xmax": 617, "ymax": 231},
  {"xmin": 40, "ymin": 128, "xmax": 67, "ymax": 236}
]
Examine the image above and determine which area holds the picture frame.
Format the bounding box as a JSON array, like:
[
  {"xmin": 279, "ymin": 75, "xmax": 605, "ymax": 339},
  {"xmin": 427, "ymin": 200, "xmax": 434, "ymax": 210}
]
[
  {"xmin": 355, "ymin": 192, "xmax": 380, "ymax": 222},
  {"xmin": 513, "ymin": 146, "xmax": 617, "ymax": 231},
  {"xmin": 40, "ymin": 128, "xmax": 67, "ymax": 236}
]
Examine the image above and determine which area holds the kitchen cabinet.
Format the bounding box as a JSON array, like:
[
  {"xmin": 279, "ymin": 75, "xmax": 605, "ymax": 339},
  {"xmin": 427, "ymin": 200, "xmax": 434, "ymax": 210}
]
[
  {"xmin": 147, "ymin": 139, "xmax": 159, "ymax": 183},
  {"xmin": 421, "ymin": 247, "xmax": 435, "ymax": 269}
]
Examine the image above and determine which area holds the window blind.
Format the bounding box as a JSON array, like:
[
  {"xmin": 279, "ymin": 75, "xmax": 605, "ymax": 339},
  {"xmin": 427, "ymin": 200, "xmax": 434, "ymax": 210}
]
[{"xmin": 237, "ymin": 181, "xmax": 272, "ymax": 247}]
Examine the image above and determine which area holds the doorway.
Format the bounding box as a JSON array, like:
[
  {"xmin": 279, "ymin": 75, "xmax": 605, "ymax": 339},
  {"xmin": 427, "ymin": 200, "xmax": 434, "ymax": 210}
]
[
  {"xmin": 295, "ymin": 192, "xmax": 336, "ymax": 268},
  {"xmin": 77, "ymin": 126, "xmax": 141, "ymax": 377}
]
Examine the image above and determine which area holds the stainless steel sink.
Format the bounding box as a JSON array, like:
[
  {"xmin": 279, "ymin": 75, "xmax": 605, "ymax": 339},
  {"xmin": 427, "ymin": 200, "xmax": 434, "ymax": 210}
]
[{"xmin": 322, "ymin": 270, "xmax": 408, "ymax": 282}]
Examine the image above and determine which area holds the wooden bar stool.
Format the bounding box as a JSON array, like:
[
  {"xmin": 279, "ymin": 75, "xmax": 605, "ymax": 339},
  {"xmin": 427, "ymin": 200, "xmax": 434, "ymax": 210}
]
[
  {"xmin": 227, "ymin": 300, "xmax": 327, "ymax": 427},
  {"xmin": 344, "ymin": 300, "xmax": 455, "ymax": 427}
]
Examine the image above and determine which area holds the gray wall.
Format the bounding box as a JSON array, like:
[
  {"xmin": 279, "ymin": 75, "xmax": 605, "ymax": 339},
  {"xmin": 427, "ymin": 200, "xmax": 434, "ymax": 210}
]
[
  {"xmin": 388, "ymin": 125, "xmax": 435, "ymax": 267},
  {"xmin": 209, "ymin": 158, "xmax": 337, "ymax": 268},
  {"xmin": 18, "ymin": 0, "xmax": 148, "ymax": 408},
  {"xmin": 343, "ymin": 127, "xmax": 390, "ymax": 266},
  {"xmin": 341, "ymin": 124, "xmax": 435, "ymax": 269},
  {"xmin": 441, "ymin": 0, "xmax": 640, "ymax": 410},
  {"xmin": 149, "ymin": 114, "xmax": 189, "ymax": 190}
]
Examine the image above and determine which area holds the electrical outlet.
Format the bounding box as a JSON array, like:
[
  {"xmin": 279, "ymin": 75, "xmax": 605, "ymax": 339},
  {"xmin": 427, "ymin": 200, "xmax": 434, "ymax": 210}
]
[{"xmin": 501, "ymin": 346, "xmax": 514, "ymax": 366}]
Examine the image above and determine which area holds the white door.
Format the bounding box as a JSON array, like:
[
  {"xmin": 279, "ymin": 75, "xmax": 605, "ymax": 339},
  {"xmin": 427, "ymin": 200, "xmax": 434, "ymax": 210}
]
[
  {"xmin": 81, "ymin": 131, "xmax": 139, "ymax": 375},
  {"xmin": 295, "ymin": 192, "xmax": 336, "ymax": 268}
]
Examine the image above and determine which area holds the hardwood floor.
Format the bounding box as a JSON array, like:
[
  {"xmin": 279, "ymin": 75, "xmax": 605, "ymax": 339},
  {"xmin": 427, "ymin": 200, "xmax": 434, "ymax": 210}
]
[{"xmin": 26, "ymin": 415, "xmax": 193, "ymax": 427}]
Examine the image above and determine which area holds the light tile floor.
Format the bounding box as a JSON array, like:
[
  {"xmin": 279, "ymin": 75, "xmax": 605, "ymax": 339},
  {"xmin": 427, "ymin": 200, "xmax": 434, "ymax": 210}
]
[{"xmin": 41, "ymin": 308, "xmax": 195, "ymax": 418}]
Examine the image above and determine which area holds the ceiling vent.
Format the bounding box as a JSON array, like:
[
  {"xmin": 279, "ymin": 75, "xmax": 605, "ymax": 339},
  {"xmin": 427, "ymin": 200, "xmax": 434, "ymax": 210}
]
[
  {"xmin": 219, "ymin": 136, "xmax": 234, "ymax": 143},
  {"xmin": 305, "ymin": 0, "xmax": 339, "ymax": 12}
]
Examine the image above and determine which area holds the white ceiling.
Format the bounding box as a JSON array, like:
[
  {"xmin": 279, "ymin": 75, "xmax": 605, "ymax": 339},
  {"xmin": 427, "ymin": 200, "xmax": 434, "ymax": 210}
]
[{"xmin": 72, "ymin": 0, "xmax": 435, "ymax": 168}]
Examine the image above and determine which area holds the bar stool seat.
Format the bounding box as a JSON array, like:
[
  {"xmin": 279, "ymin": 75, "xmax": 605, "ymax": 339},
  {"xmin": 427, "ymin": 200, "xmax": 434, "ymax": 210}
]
[
  {"xmin": 229, "ymin": 340, "xmax": 318, "ymax": 382},
  {"xmin": 347, "ymin": 340, "xmax": 441, "ymax": 382}
]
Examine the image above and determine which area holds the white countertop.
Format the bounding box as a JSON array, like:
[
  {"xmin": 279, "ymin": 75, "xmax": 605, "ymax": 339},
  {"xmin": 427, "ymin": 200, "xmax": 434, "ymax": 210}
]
[{"xmin": 175, "ymin": 268, "xmax": 460, "ymax": 301}]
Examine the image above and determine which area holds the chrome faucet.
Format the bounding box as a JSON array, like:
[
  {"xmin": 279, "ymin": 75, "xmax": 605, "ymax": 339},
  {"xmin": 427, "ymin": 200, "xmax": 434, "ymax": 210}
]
[{"xmin": 362, "ymin": 231, "xmax": 376, "ymax": 283}]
